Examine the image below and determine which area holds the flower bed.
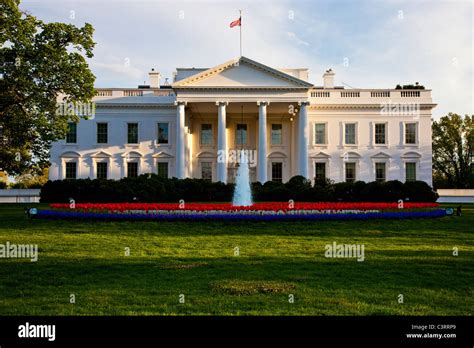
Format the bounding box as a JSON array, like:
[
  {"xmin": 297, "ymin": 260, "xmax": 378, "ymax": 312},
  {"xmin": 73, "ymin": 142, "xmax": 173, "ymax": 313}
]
[
  {"xmin": 32, "ymin": 208, "xmax": 447, "ymax": 221},
  {"xmin": 49, "ymin": 202, "xmax": 439, "ymax": 212},
  {"xmin": 23, "ymin": 201, "xmax": 446, "ymax": 221}
]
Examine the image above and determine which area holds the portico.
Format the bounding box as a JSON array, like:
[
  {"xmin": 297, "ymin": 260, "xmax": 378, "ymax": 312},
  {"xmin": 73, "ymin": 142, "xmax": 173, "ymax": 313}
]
[{"xmin": 172, "ymin": 56, "xmax": 313, "ymax": 183}]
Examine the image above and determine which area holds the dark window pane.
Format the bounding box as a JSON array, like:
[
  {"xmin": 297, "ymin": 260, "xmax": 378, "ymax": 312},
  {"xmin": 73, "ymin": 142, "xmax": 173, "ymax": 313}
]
[
  {"xmin": 97, "ymin": 123, "xmax": 108, "ymax": 144},
  {"xmin": 406, "ymin": 162, "xmax": 416, "ymax": 181},
  {"xmin": 96, "ymin": 162, "xmax": 107, "ymax": 179},
  {"xmin": 65, "ymin": 162, "xmax": 77, "ymax": 179},
  {"xmin": 127, "ymin": 123, "xmax": 138, "ymax": 144},
  {"xmin": 271, "ymin": 124, "xmax": 282, "ymax": 145},
  {"xmin": 201, "ymin": 124, "xmax": 213, "ymax": 145},
  {"xmin": 236, "ymin": 124, "xmax": 247, "ymax": 145},
  {"xmin": 127, "ymin": 162, "xmax": 138, "ymax": 178},
  {"xmin": 157, "ymin": 162, "xmax": 168, "ymax": 178},
  {"xmin": 272, "ymin": 162, "xmax": 283, "ymax": 183},
  {"xmin": 375, "ymin": 124, "xmax": 386, "ymax": 144},
  {"xmin": 66, "ymin": 122, "xmax": 77, "ymax": 143},
  {"xmin": 158, "ymin": 123, "xmax": 169, "ymax": 144},
  {"xmin": 202, "ymin": 162, "xmax": 212, "ymax": 181},
  {"xmin": 405, "ymin": 123, "xmax": 417, "ymax": 144},
  {"xmin": 315, "ymin": 162, "xmax": 326, "ymax": 181},
  {"xmin": 375, "ymin": 162, "xmax": 386, "ymax": 182},
  {"xmin": 345, "ymin": 162, "xmax": 356, "ymax": 183}
]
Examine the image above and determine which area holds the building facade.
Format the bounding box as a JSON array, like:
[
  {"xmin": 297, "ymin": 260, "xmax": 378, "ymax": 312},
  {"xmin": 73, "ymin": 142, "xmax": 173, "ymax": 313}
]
[{"xmin": 49, "ymin": 56, "xmax": 436, "ymax": 185}]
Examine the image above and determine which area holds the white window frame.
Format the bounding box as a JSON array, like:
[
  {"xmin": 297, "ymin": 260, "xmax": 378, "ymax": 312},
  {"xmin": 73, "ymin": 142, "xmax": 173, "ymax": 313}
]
[
  {"xmin": 343, "ymin": 122, "xmax": 358, "ymax": 146},
  {"xmin": 373, "ymin": 122, "xmax": 388, "ymax": 146},
  {"xmin": 404, "ymin": 161, "xmax": 418, "ymax": 182},
  {"xmin": 374, "ymin": 161, "xmax": 387, "ymax": 182},
  {"xmin": 64, "ymin": 160, "xmax": 78, "ymax": 179},
  {"xmin": 271, "ymin": 123, "xmax": 283, "ymax": 145},
  {"xmin": 314, "ymin": 122, "xmax": 328, "ymax": 146},
  {"xmin": 403, "ymin": 122, "xmax": 419, "ymax": 146},
  {"xmin": 344, "ymin": 161, "xmax": 358, "ymax": 183},
  {"xmin": 314, "ymin": 161, "xmax": 328, "ymax": 182},
  {"xmin": 156, "ymin": 160, "xmax": 170, "ymax": 179},
  {"xmin": 125, "ymin": 122, "xmax": 140, "ymax": 145}
]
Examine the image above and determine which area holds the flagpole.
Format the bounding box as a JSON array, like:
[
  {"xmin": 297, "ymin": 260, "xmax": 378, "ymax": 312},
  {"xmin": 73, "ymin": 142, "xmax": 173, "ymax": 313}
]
[{"xmin": 239, "ymin": 10, "xmax": 242, "ymax": 57}]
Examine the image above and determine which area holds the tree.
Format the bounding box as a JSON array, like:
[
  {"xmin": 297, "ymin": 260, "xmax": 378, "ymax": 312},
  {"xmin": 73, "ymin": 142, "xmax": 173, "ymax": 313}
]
[
  {"xmin": 432, "ymin": 113, "xmax": 473, "ymax": 188},
  {"xmin": 0, "ymin": 0, "xmax": 95, "ymax": 175}
]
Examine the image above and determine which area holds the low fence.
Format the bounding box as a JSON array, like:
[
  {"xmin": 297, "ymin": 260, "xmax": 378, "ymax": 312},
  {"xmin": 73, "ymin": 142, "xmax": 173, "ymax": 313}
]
[
  {"xmin": 0, "ymin": 189, "xmax": 41, "ymax": 203},
  {"xmin": 437, "ymin": 189, "xmax": 474, "ymax": 203}
]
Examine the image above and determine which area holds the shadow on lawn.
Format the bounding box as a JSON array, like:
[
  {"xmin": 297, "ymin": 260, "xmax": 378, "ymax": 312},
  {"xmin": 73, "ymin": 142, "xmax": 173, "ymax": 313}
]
[{"xmin": 1, "ymin": 253, "xmax": 472, "ymax": 293}]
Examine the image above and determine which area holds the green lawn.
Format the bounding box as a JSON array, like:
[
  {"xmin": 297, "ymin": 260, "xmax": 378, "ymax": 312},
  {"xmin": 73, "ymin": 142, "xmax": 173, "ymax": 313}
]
[{"xmin": 0, "ymin": 203, "xmax": 473, "ymax": 315}]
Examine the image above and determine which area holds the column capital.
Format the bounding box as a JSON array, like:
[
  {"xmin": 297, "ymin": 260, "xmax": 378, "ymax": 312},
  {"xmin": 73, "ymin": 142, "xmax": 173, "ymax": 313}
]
[
  {"xmin": 215, "ymin": 101, "xmax": 229, "ymax": 106},
  {"xmin": 257, "ymin": 101, "xmax": 270, "ymax": 106},
  {"xmin": 298, "ymin": 101, "xmax": 310, "ymax": 107},
  {"xmin": 174, "ymin": 100, "xmax": 187, "ymax": 106}
]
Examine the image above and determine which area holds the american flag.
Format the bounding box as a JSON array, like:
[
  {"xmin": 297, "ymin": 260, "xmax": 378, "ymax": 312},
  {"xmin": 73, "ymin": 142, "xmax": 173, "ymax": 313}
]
[{"xmin": 229, "ymin": 17, "xmax": 241, "ymax": 28}]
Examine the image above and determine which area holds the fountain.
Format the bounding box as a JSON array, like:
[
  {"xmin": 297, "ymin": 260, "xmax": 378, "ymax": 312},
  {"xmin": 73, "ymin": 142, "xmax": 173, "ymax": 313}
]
[{"xmin": 232, "ymin": 150, "xmax": 253, "ymax": 207}]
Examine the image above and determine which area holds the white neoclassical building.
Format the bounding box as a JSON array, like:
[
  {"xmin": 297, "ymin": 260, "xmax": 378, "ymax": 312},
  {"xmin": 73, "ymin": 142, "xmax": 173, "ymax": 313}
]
[{"xmin": 49, "ymin": 56, "xmax": 436, "ymax": 185}]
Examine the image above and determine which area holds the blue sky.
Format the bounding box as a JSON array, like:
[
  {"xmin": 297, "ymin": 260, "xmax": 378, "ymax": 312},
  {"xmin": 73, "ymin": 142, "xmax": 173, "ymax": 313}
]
[{"xmin": 21, "ymin": 0, "xmax": 473, "ymax": 119}]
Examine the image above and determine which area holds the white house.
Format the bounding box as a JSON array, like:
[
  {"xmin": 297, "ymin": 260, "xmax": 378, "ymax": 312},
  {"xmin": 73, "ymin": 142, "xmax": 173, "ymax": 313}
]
[{"xmin": 49, "ymin": 56, "xmax": 436, "ymax": 185}]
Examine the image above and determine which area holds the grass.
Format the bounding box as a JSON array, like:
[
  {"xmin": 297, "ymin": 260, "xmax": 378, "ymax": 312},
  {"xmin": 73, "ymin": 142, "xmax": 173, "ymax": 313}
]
[{"xmin": 0, "ymin": 203, "xmax": 473, "ymax": 315}]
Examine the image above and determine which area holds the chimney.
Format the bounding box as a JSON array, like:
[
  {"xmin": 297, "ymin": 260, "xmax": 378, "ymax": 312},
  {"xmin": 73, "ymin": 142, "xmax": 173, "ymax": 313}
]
[
  {"xmin": 149, "ymin": 68, "xmax": 161, "ymax": 88},
  {"xmin": 323, "ymin": 69, "xmax": 335, "ymax": 89}
]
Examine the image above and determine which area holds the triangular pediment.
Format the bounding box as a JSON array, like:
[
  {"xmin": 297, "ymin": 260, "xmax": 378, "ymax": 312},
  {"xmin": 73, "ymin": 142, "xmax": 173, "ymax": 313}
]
[
  {"xmin": 371, "ymin": 152, "xmax": 391, "ymax": 159},
  {"xmin": 172, "ymin": 56, "xmax": 313, "ymax": 89}
]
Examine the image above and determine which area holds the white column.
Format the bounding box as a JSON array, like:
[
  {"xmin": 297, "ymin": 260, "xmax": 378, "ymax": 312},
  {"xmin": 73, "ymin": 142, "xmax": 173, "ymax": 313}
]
[
  {"xmin": 257, "ymin": 101, "xmax": 269, "ymax": 183},
  {"xmin": 298, "ymin": 101, "xmax": 310, "ymax": 179},
  {"xmin": 216, "ymin": 101, "xmax": 228, "ymax": 183},
  {"xmin": 175, "ymin": 101, "xmax": 187, "ymax": 179}
]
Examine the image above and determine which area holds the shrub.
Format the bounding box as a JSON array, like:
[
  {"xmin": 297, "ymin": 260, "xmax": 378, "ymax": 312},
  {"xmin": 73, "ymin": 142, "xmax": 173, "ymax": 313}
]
[
  {"xmin": 40, "ymin": 176, "xmax": 438, "ymax": 203},
  {"xmin": 0, "ymin": 181, "xmax": 7, "ymax": 189}
]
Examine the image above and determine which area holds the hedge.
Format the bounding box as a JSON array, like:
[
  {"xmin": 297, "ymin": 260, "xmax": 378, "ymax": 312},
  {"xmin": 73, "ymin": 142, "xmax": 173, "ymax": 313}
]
[{"xmin": 40, "ymin": 174, "xmax": 438, "ymax": 203}]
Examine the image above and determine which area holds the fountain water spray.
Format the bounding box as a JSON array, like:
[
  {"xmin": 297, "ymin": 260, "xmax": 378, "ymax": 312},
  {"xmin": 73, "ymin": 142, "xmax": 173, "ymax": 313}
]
[{"xmin": 232, "ymin": 150, "xmax": 253, "ymax": 206}]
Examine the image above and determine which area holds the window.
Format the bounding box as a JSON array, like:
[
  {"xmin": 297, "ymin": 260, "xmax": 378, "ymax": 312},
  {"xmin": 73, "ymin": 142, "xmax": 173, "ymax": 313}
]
[
  {"xmin": 236, "ymin": 124, "xmax": 247, "ymax": 145},
  {"xmin": 200, "ymin": 124, "xmax": 213, "ymax": 145},
  {"xmin": 375, "ymin": 162, "xmax": 386, "ymax": 182},
  {"xmin": 65, "ymin": 162, "xmax": 77, "ymax": 179},
  {"xmin": 405, "ymin": 123, "xmax": 417, "ymax": 144},
  {"xmin": 345, "ymin": 162, "xmax": 356, "ymax": 183},
  {"xmin": 271, "ymin": 162, "xmax": 283, "ymax": 183},
  {"xmin": 127, "ymin": 123, "xmax": 138, "ymax": 144},
  {"xmin": 157, "ymin": 123, "xmax": 169, "ymax": 144},
  {"xmin": 315, "ymin": 123, "xmax": 326, "ymax": 144},
  {"xmin": 97, "ymin": 123, "xmax": 108, "ymax": 144},
  {"xmin": 375, "ymin": 123, "xmax": 386, "ymax": 144},
  {"xmin": 127, "ymin": 162, "xmax": 138, "ymax": 178},
  {"xmin": 406, "ymin": 162, "xmax": 416, "ymax": 182},
  {"xmin": 345, "ymin": 123, "xmax": 356, "ymax": 145},
  {"xmin": 201, "ymin": 162, "xmax": 212, "ymax": 181},
  {"xmin": 271, "ymin": 124, "xmax": 282, "ymax": 145},
  {"xmin": 157, "ymin": 162, "xmax": 169, "ymax": 178},
  {"xmin": 66, "ymin": 122, "xmax": 77, "ymax": 143},
  {"xmin": 96, "ymin": 162, "xmax": 108, "ymax": 179},
  {"xmin": 315, "ymin": 162, "xmax": 326, "ymax": 181}
]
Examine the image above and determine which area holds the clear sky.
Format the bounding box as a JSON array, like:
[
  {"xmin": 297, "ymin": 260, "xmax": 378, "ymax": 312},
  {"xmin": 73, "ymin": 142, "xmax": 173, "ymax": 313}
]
[{"xmin": 21, "ymin": 0, "xmax": 473, "ymax": 119}]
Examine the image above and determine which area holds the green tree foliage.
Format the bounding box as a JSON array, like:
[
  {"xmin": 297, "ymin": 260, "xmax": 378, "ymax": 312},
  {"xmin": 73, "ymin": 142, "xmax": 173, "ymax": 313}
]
[
  {"xmin": 432, "ymin": 113, "xmax": 474, "ymax": 188},
  {"xmin": 0, "ymin": 0, "xmax": 95, "ymax": 175}
]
